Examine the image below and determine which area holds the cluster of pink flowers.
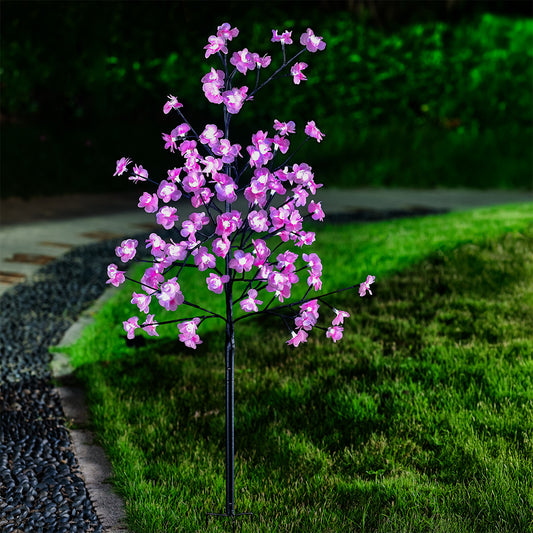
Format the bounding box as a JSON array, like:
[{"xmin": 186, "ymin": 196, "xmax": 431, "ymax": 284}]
[{"xmin": 109, "ymin": 22, "xmax": 374, "ymax": 349}]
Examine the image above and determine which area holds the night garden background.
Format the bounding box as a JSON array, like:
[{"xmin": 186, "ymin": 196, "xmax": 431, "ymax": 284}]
[{"xmin": 1, "ymin": 0, "xmax": 532, "ymax": 199}]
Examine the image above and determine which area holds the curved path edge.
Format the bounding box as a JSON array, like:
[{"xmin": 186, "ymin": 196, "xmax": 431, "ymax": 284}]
[{"xmin": 51, "ymin": 289, "xmax": 130, "ymax": 533}]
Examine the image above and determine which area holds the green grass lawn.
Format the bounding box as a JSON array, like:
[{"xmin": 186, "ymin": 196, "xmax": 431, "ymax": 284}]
[{"xmin": 59, "ymin": 203, "xmax": 533, "ymax": 532}]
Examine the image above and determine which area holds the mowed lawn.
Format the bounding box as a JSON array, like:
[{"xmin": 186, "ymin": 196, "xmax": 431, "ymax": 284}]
[{"xmin": 60, "ymin": 203, "xmax": 533, "ymax": 532}]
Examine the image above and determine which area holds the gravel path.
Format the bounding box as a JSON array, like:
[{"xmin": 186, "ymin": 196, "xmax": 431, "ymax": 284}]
[{"xmin": 0, "ymin": 239, "xmax": 122, "ymax": 532}]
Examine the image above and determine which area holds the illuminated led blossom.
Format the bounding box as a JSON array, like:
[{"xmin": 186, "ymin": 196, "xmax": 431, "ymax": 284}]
[
  {"xmin": 113, "ymin": 157, "xmax": 131, "ymax": 176},
  {"xmin": 163, "ymin": 95, "xmax": 183, "ymax": 114},
  {"xmin": 115, "ymin": 238, "xmax": 138, "ymax": 262},
  {"xmin": 271, "ymin": 29, "xmax": 293, "ymax": 45},
  {"xmin": 290, "ymin": 62, "xmax": 307, "ymax": 85},
  {"xmin": 123, "ymin": 317, "xmax": 139, "ymax": 339},
  {"xmin": 240, "ymin": 289, "xmax": 263, "ymax": 313},
  {"xmin": 142, "ymin": 314, "xmax": 159, "ymax": 337},
  {"xmin": 106, "ymin": 264, "xmax": 125, "ymax": 287},
  {"xmin": 304, "ymin": 120, "xmax": 325, "ymax": 142},
  {"xmin": 359, "ymin": 275, "xmax": 376, "ymax": 297},
  {"xmin": 300, "ymin": 28, "xmax": 326, "ymax": 52},
  {"xmin": 326, "ymin": 326, "xmax": 343, "ymax": 342}
]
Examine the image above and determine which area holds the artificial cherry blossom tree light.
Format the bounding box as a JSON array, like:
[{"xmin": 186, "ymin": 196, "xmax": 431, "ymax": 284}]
[{"xmin": 109, "ymin": 22, "xmax": 374, "ymax": 526}]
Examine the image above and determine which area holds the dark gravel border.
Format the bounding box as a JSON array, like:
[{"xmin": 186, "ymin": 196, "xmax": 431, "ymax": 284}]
[{"xmin": 0, "ymin": 237, "xmax": 133, "ymax": 532}]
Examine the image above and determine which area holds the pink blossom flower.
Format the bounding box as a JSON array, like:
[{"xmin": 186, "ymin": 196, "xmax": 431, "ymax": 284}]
[
  {"xmin": 300, "ymin": 28, "xmax": 326, "ymax": 53},
  {"xmin": 294, "ymin": 230, "xmax": 316, "ymax": 247},
  {"xmin": 304, "ymin": 121, "xmax": 325, "ymax": 142},
  {"xmin": 203, "ymin": 156, "xmax": 224, "ymax": 175},
  {"xmin": 244, "ymin": 168, "xmax": 270, "ymax": 207},
  {"xmin": 131, "ymin": 292, "xmax": 151, "ymax": 314},
  {"xmin": 200, "ymin": 124, "xmax": 224, "ymax": 147},
  {"xmin": 138, "ymin": 192, "xmax": 159, "ymax": 213},
  {"xmin": 106, "ymin": 263, "xmax": 125, "ymax": 287},
  {"xmin": 307, "ymin": 270, "xmax": 322, "ymax": 291},
  {"xmin": 229, "ymin": 250, "xmax": 254, "ymax": 273},
  {"xmin": 248, "ymin": 209, "xmax": 270, "ymax": 233},
  {"xmin": 290, "ymin": 62, "xmax": 308, "ymax": 85},
  {"xmin": 182, "ymin": 171, "xmax": 205, "ymax": 193},
  {"xmin": 157, "ymin": 277, "xmax": 184, "ymax": 311},
  {"xmin": 332, "ymin": 309, "xmax": 350, "ymax": 326},
  {"xmin": 272, "ymin": 135, "xmax": 290, "ymax": 154},
  {"xmin": 178, "ymin": 317, "xmax": 202, "ymax": 349},
  {"xmin": 167, "ymin": 167, "xmax": 182, "ymax": 183},
  {"xmin": 286, "ymin": 329, "xmax": 308, "ymax": 347},
  {"xmin": 165, "ymin": 240, "xmax": 188, "ymax": 262},
  {"xmin": 326, "ymin": 326, "xmax": 343, "ymax": 342},
  {"xmin": 295, "ymin": 310, "xmax": 317, "ymax": 331},
  {"xmin": 203, "ymin": 82, "xmax": 224, "ymax": 104},
  {"xmin": 191, "ymin": 187, "xmax": 214, "ymax": 208},
  {"xmin": 145, "ymin": 233, "xmax": 166, "ymax": 258},
  {"xmin": 113, "ymin": 157, "xmax": 131, "ymax": 176},
  {"xmin": 252, "ymin": 239, "xmax": 270, "ymax": 266},
  {"xmin": 254, "ymin": 54, "xmax": 271, "ymax": 68},
  {"xmin": 212, "ymin": 237, "xmax": 231, "ymax": 258},
  {"xmin": 292, "ymin": 186, "xmax": 309, "ymax": 207},
  {"xmin": 266, "ymin": 270, "xmax": 292, "ymax": 302},
  {"xmin": 300, "ymin": 299, "xmax": 320, "ymax": 318},
  {"xmin": 194, "ymin": 246, "xmax": 216, "ymax": 271},
  {"xmin": 204, "ymin": 34, "xmax": 227, "ymax": 58},
  {"xmin": 157, "ymin": 180, "xmax": 182, "ymax": 203},
  {"xmin": 222, "ymin": 86, "xmax": 248, "ymax": 114},
  {"xmin": 359, "ymin": 275, "xmax": 375, "ymax": 297},
  {"xmin": 201, "ymin": 68, "xmax": 225, "ymax": 87},
  {"xmin": 162, "ymin": 133, "xmax": 177, "ymax": 153},
  {"xmin": 206, "ymin": 273, "xmax": 230, "ymax": 294},
  {"xmin": 216, "ymin": 211, "xmax": 242, "ymax": 237},
  {"xmin": 172, "ymin": 123, "xmax": 191, "ymax": 138},
  {"xmin": 141, "ymin": 267, "xmax": 164, "ymax": 294},
  {"xmin": 303, "ymin": 252, "xmax": 322, "ymax": 274},
  {"xmin": 115, "ymin": 238, "xmax": 138, "ymax": 263},
  {"xmin": 156, "ymin": 206, "xmax": 179, "ymax": 230},
  {"xmin": 130, "ymin": 164, "xmax": 148, "ymax": 183},
  {"xmin": 230, "ymin": 49, "xmax": 256, "ymax": 75},
  {"xmin": 123, "ymin": 317, "xmax": 139, "ymax": 339},
  {"xmin": 213, "ymin": 174, "xmax": 238, "ymax": 203},
  {"xmin": 271, "ymin": 29, "xmax": 293, "ymax": 45},
  {"xmin": 273, "ymin": 120, "xmax": 296, "ymax": 135},
  {"xmin": 217, "ymin": 23, "xmax": 239, "ymax": 41},
  {"xmin": 240, "ymin": 289, "xmax": 263, "ymax": 313},
  {"xmin": 213, "ymin": 139, "xmax": 242, "ymax": 163},
  {"xmin": 308, "ymin": 200, "xmax": 325, "ymax": 221},
  {"xmin": 142, "ymin": 314, "xmax": 159, "ymax": 337},
  {"xmin": 163, "ymin": 95, "xmax": 183, "ymax": 114}
]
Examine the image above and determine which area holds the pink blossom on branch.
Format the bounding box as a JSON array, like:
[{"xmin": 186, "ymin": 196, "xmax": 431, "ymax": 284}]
[
  {"xmin": 359, "ymin": 275, "xmax": 376, "ymax": 297},
  {"xmin": 115, "ymin": 239, "xmax": 138, "ymax": 263},
  {"xmin": 290, "ymin": 62, "xmax": 308, "ymax": 85},
  {"xmin": 271, "ymin": 29, "xmax": 293, "ymax": 45},
  {"xmin": 300, "ymin": 28, "xmax": 326, "ymax": 52},
  {"xmin": 113, "ymin": 157, "xmax": 132, "ymax": 176},
  {"xmin": 304, "ymin": 120, "xmax": 325, "ymax": 142},
  {"xmin": 163, "ymin": 95, "xmax": 183, "ymax": 114},
  {"xmin": 217, "ymin": 23, "xmax": 239, "ymax": 41},
  {"xmin": 204, "ymin": 35, "xmax": 227, "ymax": 58},
  {"xmin": 106, "ymin": 264, "xmax": 125, "ymax": 287},
  {"xmin": 240, "ymin": 289, "xmax": 263, "ymax": 313}
]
